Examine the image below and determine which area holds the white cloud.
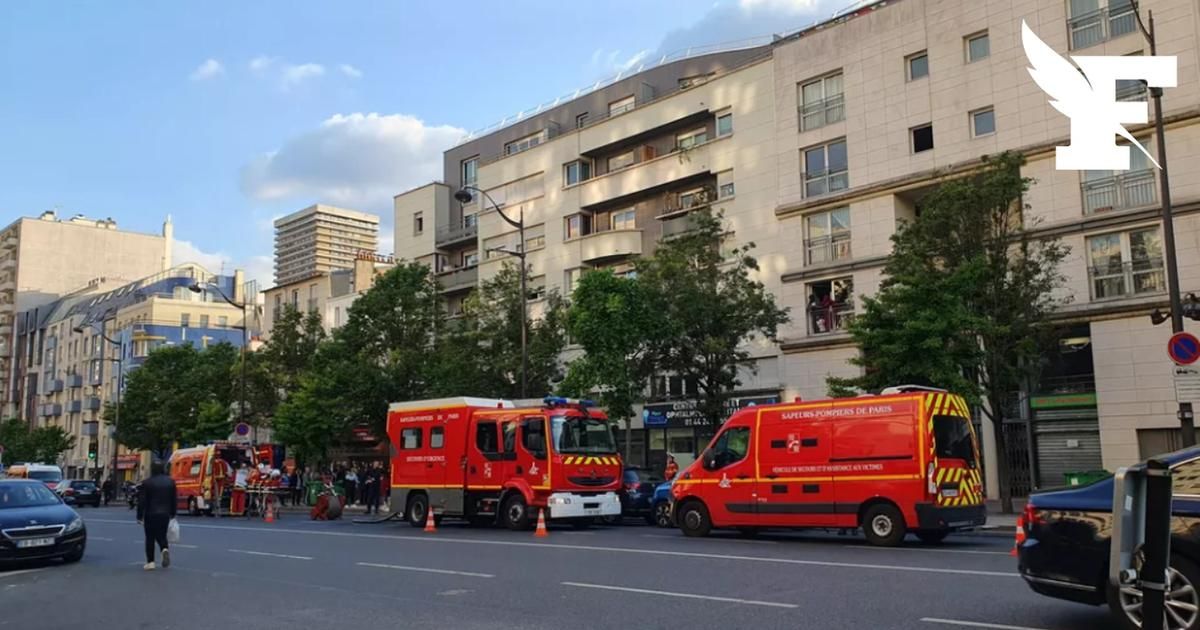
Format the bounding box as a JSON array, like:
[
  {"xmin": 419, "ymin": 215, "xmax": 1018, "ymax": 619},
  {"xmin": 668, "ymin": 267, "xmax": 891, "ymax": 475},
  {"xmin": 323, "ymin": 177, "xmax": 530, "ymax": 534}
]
[
  {"xmin": 589, "ymin": 48, "xmax": 652, "ymax": 75},
  {"xmin": 240, "ymin": 112, "xmax": 465, "ymax": 212},
  {"xmin": 339, "ymin": 64, "xmax": 363, "ymax": 79},
  {"xmin": 738, "ymin": 0, "xmax": 820, "ymax": 12},
  {"xmin": 189, "ymin": 58, "xmax": 224, "ymax": 81},
  {"xmin": 281, "ymin": 63, "xmax": 325, "ymax": 87},
  {"xmin": 248, "ymin": 55, "xmax": 276, "ymax": 73},
  {"xmin": 654, "ymin": 0, "xmax": 846, "ymax": 56}
]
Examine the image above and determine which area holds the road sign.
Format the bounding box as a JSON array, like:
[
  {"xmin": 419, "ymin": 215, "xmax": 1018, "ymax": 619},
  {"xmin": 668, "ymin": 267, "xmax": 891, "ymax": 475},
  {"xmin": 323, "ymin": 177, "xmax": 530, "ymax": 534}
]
[
  {"xmin": 1168, "ymin": 332, "xmax": 1200, "ymax": 365},
  {"xmin": 234, "ymin": 422, "xmax": 251, "ymax": 437},
  {"xmin": 1175, "ymin": 366, "xmax": 1200, "ymax": 404}
]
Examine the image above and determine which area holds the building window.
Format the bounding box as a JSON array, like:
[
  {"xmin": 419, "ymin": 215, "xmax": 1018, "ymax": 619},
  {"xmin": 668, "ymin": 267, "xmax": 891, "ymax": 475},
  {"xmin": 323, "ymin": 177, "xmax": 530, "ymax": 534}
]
[
  {"xmin": 504, "ymin": 132, "xmax": 543, "ymax": 156},
  {"xmin": 199, "ymin": 314, "xmax": 209, "ymax": 329},
  {"xmin": 576, "ymin": 112, "xmax": 589, "ymax": 129},
  {"xmin": 463, "ymin": 213, "xmax": 478, "ymax": 228},
  {"xmin": 524, "ymin": 234, "xmax": 545, "ymax": 250},
  {"xmin": 334, "ymin": 307, "xmax": 342, "ymax": 327},
  {"xmin": 608, "ymin": 95, "xmax": 635, "ymax": 117},
  {"xmin": 180, "ymin": 313, "xmax": 190, "ymax": 328},
  {"xmin": 907, "ymin": 51, "xmax": 929, "ymax": 80},
  {"xmin": 965, "ymin": 32, "xmax": 990, "ymax": 62},
  {"xmin": 218, "ymin": 316, "xmax": 228, "ymax": 328},
  {"xmin": 1081, "ymin": 142, "xmax": 1156, "ymax": 214},
  {"xmin": 679, "ymin": 74, "xmax": 710, "ymax": 89},
  {"xmin": 803, "ymin": 139, "xmax": 849, "ymax": 197},
  {"xmin": 806, "ymin": 277, "xmax": 854, "ymax": 335},
  {"xmin": 716, "ymin": 113, "xmax": 733, "ymax": 137},
  {"xmin": 607, "ymin": 150, "xmax": 635, "ymax": 172},
  {"xmin": 564, "ymin": 268, "xmax": 582, "ymax": 294},
  {"xmin": 676, "ymin": 128, "xmax": 707, "ymax": 151},
  {"xmin": 719, "ymin": 182, "xmax": 735, "ymax": 198},
  {"xmin": 805, "ymin": 207, "xmax": 851, "ymax": 265},
  {"xmin": 564, "ymin": 214, "xmax": 590, "ymax": 240},
  {"xmin": 611, "ymin": 209, "xmax": 637, "ymax": 231},
  {"xmin": 1087, "ymin": 226, "xmax": 1165, "ymax": 300},
  {"xmin": 464, "ymin": 251, "xmax": 479, "ymax": 267},
  {"xmin": 799, "ymin": 73, "xmax": 845, "ymax": 131},
  {"xmin": 564, "ymin": 160, "xmax": 592, "ymax": 186},
  {"xmin": 1069, "ymin": 0, "xmax": 1136, "ymax": 50},
  {"xmin": 414, "ymin": 212, "xmax": 424, "ymax": 235},
  {"xmin": 291, "ymin": 289, "xmax": 299, "ymax": 307},
  {"xmin": 971, "ymin": 108, "xmax": 995, "ymax": 137},
  {"xmin": 461, "ymin": 157, "xmax": 478, "ymax": 200},
  {"xmin": 911, "ymin": 123, "xmax": 934, "ymax": 153}
]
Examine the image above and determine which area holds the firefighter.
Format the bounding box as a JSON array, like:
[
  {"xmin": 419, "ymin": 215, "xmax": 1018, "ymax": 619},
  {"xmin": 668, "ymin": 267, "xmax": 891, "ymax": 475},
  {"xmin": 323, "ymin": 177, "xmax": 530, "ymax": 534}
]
[{"xmin": 664, "ymin": 454, "xmax": 679, "ymax": 480}]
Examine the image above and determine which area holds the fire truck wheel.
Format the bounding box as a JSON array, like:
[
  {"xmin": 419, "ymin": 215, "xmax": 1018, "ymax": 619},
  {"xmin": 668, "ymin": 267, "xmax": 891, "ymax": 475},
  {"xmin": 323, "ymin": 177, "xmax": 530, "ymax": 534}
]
[
  {"xmin": 406, "ymin": 493, "xmax": 429, "ymax": 528},
  {"xmin": 501, "ymin": 493, "xmax": 531, "ymax": 531},
  {"xmin": 677, "ymin": 500, "xmax": 712, "ymax": 538},
  {"xmin": 862, "ymin": 503, "xmax": 907, "ymax": 547},
  {"xmin": 915, "ymin": 529, "xmax": 949, "ymax": 545}
]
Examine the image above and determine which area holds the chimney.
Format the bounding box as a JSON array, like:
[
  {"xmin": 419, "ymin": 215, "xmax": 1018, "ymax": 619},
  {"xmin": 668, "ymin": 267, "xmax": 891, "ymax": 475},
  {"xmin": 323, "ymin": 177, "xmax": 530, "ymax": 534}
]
[
  {"xmin": 161, "ymin": 215, "xmax": 173, "ymax": 270},
  {"xmin": 233, "ymin": 269, "xmax": 245, "ymax": 305}
]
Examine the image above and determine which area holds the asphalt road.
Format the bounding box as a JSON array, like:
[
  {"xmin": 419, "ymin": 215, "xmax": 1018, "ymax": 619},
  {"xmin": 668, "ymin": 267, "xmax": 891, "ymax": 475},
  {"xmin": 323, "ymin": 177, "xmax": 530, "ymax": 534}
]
[{"xmin": 3, "ymin": 506, "xmax": 1118, "ymax": 630}]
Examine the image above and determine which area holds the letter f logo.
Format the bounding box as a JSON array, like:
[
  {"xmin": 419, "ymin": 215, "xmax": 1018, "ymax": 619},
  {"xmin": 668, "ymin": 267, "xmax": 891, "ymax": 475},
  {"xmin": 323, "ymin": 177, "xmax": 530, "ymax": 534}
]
[{"xmin": 1022, "ymin": 20, "xmax": 1176, "ymax": 171}]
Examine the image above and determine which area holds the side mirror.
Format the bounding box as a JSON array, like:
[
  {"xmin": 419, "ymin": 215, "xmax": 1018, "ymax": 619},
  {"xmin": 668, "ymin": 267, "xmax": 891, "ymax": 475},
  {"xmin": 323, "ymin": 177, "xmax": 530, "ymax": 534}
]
[{"xmin": 703, "ymin": 450, "xmax": 718, "ymax": 470}]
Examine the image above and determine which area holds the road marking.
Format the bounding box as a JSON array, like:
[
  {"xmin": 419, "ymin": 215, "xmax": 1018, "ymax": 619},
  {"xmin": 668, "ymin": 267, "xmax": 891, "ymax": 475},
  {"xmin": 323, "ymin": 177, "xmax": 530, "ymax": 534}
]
[
  {"xmin": 88, "ymin": 536, "xmax": 115, "ymax": 541},
  {"xmin": 921, "ymin": 618, "xmax": 1052, "ymax": 630},
  {"xmin": 562, "ymin": 581, "xmax": 798, "ymax": 609},
  {"xmin": 640, "ymin": 533, "xmax": 778, "ymax": 545},
  {"xmin": 847, "ymin": 545, "xmax": 1010, "ymax": 556},
  {"xmin": 228, "ymin": 549, "xmax": 312, "ymax": 560},
  {"xmin": 357, "ymin": 562, "xmax": 494, "ymax": 578},
  {"xmin": 85, "ymin": 519, "xmax": 1016, "ymax": 578},
  {"xmin": 0, "ymin": 568, "xmax": 46, "ymax": 580},
  {"xmin": 130, "ymin": 540, "xmax": 197, "ymax": 549}
]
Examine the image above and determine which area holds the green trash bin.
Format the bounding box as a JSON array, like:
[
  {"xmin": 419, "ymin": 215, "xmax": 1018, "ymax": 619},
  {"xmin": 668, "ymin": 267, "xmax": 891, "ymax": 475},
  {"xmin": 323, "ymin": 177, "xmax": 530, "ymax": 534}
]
[
  {"xmin": 1064, "ymin": 470, "xmax": 1110, "ymax": 486},
  {"xmin": 304, "ymin": 480, "xmax": 346, "ymax": 506}
]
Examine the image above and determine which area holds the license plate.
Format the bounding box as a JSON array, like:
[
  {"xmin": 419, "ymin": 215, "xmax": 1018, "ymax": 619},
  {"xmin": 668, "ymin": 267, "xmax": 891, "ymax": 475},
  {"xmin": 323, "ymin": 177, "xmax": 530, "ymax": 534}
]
[
  {"xmin": 583, "ymin": 508, "xmax": 601, "ymax": 516},
  {"xmin": 16, "ymin": 538, "xmax": 55, "ymax": 548},
  {"xmin": 941, "ymin": 489, "xmax": 959, "ymax": 497}
]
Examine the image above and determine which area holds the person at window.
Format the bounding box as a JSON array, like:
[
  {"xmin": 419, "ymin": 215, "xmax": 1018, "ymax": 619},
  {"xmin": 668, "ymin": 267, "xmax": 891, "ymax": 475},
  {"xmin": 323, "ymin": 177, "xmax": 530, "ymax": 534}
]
[
  {"xmin": 664, "ymin": 454, "xmax": 679, "ymax": 481},
  {"xmin": 808, "ymin": 294, "xmax": 823, "ymax": 333},
  {"xmin": 820, "ymin": 292, "xmax": 835, "ymax": 331}
]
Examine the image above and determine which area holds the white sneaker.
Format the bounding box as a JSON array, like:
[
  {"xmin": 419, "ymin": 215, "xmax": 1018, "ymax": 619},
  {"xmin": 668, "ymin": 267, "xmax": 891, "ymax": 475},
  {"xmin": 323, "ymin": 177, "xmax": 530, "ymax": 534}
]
[
  {"xmin": 143, "ymin": 562, "xmax": 156, "ymax": 571},
  {"xmin": 161, "ymin": 548, "xmax": 170, "ymax": 568}
]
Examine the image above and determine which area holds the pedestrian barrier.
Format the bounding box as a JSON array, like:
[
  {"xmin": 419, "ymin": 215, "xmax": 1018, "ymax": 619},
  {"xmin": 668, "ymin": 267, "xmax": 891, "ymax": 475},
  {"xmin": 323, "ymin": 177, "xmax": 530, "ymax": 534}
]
[
  {"xmin": 424, "ymin": 505, "xmax": 437, "ymax": 533},
  {"xmin": 534, "ymin": 508, "xmax": 548, "ymax": 538}
]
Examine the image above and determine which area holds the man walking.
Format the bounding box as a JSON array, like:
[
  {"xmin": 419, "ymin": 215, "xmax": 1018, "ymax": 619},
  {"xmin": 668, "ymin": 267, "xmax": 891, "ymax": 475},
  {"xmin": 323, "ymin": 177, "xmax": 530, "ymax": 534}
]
[
  {"xmin": 136, "ymin": 461, "xmax": 177, "ymax": 571},
  {"xmin": 363, "ymin": 463, "xmax": 381, "ymax": 515}
]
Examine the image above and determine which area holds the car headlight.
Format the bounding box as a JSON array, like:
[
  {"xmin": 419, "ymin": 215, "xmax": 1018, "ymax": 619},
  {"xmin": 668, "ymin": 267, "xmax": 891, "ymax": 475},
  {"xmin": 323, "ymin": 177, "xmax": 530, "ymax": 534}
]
[{"xmin": 64, "ymin": 517, "xmax": 83, "ymax": 534}]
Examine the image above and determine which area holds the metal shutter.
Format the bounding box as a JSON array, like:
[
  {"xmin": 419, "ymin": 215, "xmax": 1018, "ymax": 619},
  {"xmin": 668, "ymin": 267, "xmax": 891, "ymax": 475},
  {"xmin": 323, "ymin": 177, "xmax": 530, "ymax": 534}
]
[{"xmin": 1034, "ymin": 411, "xmax": 1102, "ymax": 489}]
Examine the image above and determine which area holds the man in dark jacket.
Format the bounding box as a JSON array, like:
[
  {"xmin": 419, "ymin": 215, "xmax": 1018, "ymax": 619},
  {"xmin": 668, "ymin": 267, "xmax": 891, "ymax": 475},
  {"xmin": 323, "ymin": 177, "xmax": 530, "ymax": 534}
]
[{"xmin": 137, "ymin": 461, "xmax": 177, "ymax": 571}]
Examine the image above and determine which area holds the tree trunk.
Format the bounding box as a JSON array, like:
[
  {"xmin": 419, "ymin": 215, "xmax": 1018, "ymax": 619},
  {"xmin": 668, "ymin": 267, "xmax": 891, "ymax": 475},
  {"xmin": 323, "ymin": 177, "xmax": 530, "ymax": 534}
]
[
  {"xmin": 624, "ymin": 417, "xmax": 633, "ymax": 462},
  {"xmin": 989, "ymin": 406, "xmax": 1014, "ymax": 514}
]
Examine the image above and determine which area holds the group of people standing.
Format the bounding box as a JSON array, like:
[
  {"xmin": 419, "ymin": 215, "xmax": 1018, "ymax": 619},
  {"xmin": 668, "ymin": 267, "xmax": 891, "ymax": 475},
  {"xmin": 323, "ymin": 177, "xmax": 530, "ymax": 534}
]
[{"xmin": 333, "ymin": 462, "xmax": 387, "ymax": 514}]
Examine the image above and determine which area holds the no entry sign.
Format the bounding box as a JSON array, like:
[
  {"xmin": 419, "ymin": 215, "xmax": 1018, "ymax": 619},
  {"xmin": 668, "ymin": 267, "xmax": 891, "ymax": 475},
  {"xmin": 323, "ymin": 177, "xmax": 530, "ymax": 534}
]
[{"xmin": 1169, "ymin": 332, "xmax": 1200, "ymax": 365}]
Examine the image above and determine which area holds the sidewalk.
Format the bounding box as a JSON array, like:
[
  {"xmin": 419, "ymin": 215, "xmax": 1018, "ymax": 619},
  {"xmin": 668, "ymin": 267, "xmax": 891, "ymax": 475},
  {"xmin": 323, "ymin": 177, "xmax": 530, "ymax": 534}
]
[{"xmin": 978, "ymin": 498, "xmax": 1023, "ymax": 536}]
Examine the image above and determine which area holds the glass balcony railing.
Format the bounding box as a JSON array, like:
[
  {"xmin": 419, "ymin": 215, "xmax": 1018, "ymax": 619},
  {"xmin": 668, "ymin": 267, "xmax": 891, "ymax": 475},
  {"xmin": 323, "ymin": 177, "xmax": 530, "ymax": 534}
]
[
  {"xmin": 807, "ymin": 302, "xmax": 854, "ymax": 336},
  {"xmin": 799, "ymin": 93, "xmax": 846, "ymax": 131},
  {"xmin": 805, "ymin": 232, "xmax": 852, "ymax": 265},
  {"xmin": 804, "ymin": 168, "xmax": 849, "ymax": 198}
]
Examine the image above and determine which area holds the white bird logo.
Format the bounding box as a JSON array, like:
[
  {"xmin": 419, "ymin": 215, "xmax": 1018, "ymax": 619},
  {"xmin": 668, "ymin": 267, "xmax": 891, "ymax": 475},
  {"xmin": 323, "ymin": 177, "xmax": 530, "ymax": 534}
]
[{"xmin": 1021, "ymin": 20, "xmax": 1160, "ymax": 169}]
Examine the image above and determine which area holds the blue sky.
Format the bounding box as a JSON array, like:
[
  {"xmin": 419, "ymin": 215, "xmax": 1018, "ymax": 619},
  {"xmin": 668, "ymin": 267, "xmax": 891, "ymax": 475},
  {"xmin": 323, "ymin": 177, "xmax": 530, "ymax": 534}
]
[{"xmin": 0, "ymin": 0, "xmax": 844, "ymax": 286}]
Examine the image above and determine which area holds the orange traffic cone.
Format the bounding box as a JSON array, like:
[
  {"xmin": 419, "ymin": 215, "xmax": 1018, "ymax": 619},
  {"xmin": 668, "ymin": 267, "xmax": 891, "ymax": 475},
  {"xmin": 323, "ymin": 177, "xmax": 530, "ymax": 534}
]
[
  {"xmin": 534, "ymin": 508, "xmax": 549, "ymax": 538},
  {"xmin": 265, "ymin": 500, "xmax": 275, "ymax": 524},
  {"xmin": 424, "ymin": 505, "xmax": 437, "ymax": 533}
]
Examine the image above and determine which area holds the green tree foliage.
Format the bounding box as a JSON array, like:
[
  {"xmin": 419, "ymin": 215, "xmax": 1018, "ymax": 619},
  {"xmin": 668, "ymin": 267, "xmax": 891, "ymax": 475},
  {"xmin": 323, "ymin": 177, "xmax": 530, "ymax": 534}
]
[
  {"xmin": 634, "ymin": 209, "xmax": 790, "ymax": 426},
  {"xmin": 827, "ymin": 153, "xmax": 1068, "ymax": 511},
  {"xmin": 0, "ymin": 418, "xmax": 77, "ymax": 465},
  {"xmin": 239, "ymin": 305, "xmax": 327, "ymax": 429}
]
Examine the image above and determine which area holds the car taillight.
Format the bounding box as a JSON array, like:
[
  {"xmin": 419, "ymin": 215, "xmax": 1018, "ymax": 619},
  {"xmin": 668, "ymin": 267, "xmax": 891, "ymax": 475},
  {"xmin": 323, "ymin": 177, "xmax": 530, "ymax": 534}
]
[
  {"xmin": 1023, "ymin": 502, "xmax": 1042, "ymax": 526},
  {"xmin": 64, "ymin": 489, "xmax": 74, "ymax": 495},
  {"xmin": 624, "ymin": 483, "xmax": 637, "ymax": 493}
]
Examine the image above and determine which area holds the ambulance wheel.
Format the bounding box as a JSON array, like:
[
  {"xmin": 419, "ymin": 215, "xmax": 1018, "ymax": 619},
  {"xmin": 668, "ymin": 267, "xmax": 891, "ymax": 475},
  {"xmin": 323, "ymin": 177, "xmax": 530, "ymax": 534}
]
[
  {"xmin": 501, "ymin": 493, "xmax": 531, "ymax": 531},
  {"xmin": 916, "ymin": 529, "xmax": 949, "ymax": 545},
  {"xmin": 863, "ymin": 504, "xmax": 906, "ymax": 547},
  {"xmin": 677, "ymin": 500, "xmax": 712, "ymax": 538},
  {"xmin": 405, "ymin": 493, "xmax": 429, "ymax": 528}
]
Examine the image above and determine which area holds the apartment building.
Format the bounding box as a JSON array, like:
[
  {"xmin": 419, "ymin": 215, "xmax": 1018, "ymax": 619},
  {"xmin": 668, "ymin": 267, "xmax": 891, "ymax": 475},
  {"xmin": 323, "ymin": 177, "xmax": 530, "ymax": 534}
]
[
  {"xmin": 394, "ymin": 0, "xmax": 1200, "ymax": 492},
  {"xmin": 0, "ymin": 212, "xmax": 173, "ymax": 418},
  {"xmin": 13, "ymin": 263, "xmax": 245, "ymax": 480},
  {"xmin": 262, "ymin": 251, "xmax": 396, "ymax": 337},
  {"xmin": 273, "ymin": 204, "xmax": 380, "ymax": 286}
]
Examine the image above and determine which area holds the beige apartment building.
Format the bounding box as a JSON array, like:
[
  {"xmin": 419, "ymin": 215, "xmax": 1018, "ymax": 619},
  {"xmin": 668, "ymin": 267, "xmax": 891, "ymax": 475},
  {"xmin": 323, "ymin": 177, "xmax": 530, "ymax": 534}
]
[
  {"xmin": 262, "ymin": 252, "xmax": 396, "ymax": 337},
  {"xmin": 0, "ymin": 211, "xmax": 173, "ymax": 418},
  {"xmin": 394, "ymin": 0, "xmax": 1200, "ymax": 495},
  {"xmin": 273, "ymin": 204, "xmax": 380, "ymax": 286}
]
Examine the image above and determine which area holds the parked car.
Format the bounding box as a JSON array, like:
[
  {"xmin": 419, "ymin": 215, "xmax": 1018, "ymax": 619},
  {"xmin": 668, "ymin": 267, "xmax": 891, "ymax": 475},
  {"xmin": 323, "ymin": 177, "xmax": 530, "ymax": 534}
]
[
  {"xmin": 651, "ymin": 476, "xmax": 676, "ymax": 527},
  {"xmin": 613, "ymin": 467, "xmax": 664, "ymax": 525},
  {"xmin": 1017, "ymin": 445, "xmax": 1200, "ymax": 630},
  {"xmin": 56, "ymin": 480, "xmax": 101, "ymax": 507},
  {"xmin": 0, "ymin": 479, "xmax": 87, "ymax": 565}
]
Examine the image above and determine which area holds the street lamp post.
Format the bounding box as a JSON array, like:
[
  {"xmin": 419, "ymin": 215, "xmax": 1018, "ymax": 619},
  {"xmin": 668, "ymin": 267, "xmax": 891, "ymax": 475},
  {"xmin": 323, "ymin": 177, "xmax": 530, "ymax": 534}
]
[
  {"xmin": 455, "ymin": 185, "xmax": 528, "ymax": 398},
  {"xmin": 1133, "ymin": 3, "xmax": 1195, "ymax": 447},
  {"xmin": 72, "ymin": 321, "xmax": 123, "ymax": 491},
  {"xmin": 189, "ymin": 281, "xmax": 251, "ymax": 441}
]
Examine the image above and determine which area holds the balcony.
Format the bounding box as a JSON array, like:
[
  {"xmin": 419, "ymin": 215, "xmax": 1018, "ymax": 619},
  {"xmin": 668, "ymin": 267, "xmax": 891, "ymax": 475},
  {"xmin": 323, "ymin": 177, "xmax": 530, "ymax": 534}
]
[
  {"xmin": 577, "ymin": 229, "xmax": 643, "ymax": 264},
  {"xmin": 0, "ymin": 258, "xmax": 14, "ymax": 273},
  {"xmin": 0, "ymin": 321, "xmax": 11, "ymax": 337},
  {"xmin": 1, "ymin": 235, "xmax": 16, "ymax": 249},
  {"xmin": 660, "ymin": 214, "xmax": 698, "ymax": 238},
  {"xmin": 66, "ymin": 373, "xmax": 83, "ymax": 388},
  {"xmin": 804, "ymin": 168, "xmax": 850, "ymax": 198},
  {"xmin": 805, "ymin": 233, "xmax": 852, "ymax": 266},
  {"xmin": 40, "ymin": 378, "xmax": 63, "ymax": 395},
  {"xmin": 437, "ymin": 265, "xmax": 478, "ymax": 294},
  {"xmin": 436, "ymin": 221, "xmax": 479, "ymax": 248},
  {"xmin": 806, "ymin": 302, "xmax": 855, "ymax": 336},
  {"xmin": 1116, "ymin": 81, "xmax": 1148, "ymax": 103},
  {"xmin": 86, "ymin": 397, "xmax": 102, "ymax": 411},
  {"xmin": 1088, "ymin": 259, "xmax": 1165, "ymax": 300},
  {"xmin": 1082, "ymin": 170, "xmax": 1156, "ymax": 214},
  {"xmin": 39, "ymin": 403, "xmax": 62, "ymax": 418},
  {"xmin": 67, "ymin": 399, "xmax": 82, "ymax": 413},
  {"xmin": 578, "ymin": 138, "xmax": 721, "ymax": 208},
  {"xmin": 1068, "ymin": 5, "xmax": 1136, "ymax": 50},
  {"xmin": 82, "ymin": 421, "xmax": 99, "ymax": 437},
  {"xmin": 799, "ymin": 94, "xmax": 845, "ymax": 132}
]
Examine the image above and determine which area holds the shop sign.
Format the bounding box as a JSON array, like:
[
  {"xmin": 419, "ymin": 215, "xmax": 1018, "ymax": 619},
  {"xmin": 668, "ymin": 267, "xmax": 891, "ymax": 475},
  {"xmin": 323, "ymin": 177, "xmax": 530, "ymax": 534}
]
[
  {"xmin": 1029, "ymin": 393, "xmax": 1098, "ymax": 409},
  {"xmin": 643, "ymin": 395, "xmax": 779, "ymax": 428}
]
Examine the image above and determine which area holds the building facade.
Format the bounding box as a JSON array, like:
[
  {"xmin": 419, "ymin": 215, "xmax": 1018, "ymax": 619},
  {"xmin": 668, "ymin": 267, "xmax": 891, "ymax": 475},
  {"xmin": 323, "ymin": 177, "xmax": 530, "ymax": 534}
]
[
  {"xmin": 13, "ymin": 264, "xmax": 245, "ymax": 480},
  {"xmin": 0, "ymin": 212, "xmax": 173, "ymax": 418},
  {"xmin": 393, "ymin": 0, "xmax": 1200, "ymax": 492},
  {"xmin": 262, "ymin": 252, "xmax": 396, "ymax": 337},
  {"xmin": 273, "ymin": 204, "xmax": 380, "ymax": 286}
]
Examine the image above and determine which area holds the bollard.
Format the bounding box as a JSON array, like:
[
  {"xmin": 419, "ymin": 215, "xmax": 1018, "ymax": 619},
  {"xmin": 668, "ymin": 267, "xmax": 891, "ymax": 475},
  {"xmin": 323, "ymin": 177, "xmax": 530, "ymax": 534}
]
[{"xmin": 1141, "ymin": 458, "xmax": 1171, "ymax": 630}]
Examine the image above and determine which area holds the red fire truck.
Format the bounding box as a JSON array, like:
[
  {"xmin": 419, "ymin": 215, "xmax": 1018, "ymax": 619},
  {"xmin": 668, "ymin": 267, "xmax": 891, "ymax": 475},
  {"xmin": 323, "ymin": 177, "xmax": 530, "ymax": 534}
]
[
  {"xmin": 387, "ymin": 396, "xmax": 622, "ymax": 529},
  {"xmin": 671, "ymin": 386, "xmax": 985, "ymax": 546}
]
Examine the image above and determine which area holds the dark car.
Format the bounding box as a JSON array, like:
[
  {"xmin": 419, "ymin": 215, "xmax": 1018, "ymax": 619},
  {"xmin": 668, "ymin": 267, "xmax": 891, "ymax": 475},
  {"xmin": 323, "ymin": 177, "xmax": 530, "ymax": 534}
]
[
  {"xmin": 0, "ymin": 479, "xmax": 87, "ymax": 565},
  {"xmin": 56, "ymin": 480, "xmax": 101, "ymax": 507},
  {"xmin": 614, "ymin": 467, "xmax": 663, "ymax": 524},
  {"xmin": 1017, "ymin": 446, "xmax": 1200, "ymax": 630},
  {"xmin": 650, "ymin": 476, "xmax": 676, "ymax": 527}
]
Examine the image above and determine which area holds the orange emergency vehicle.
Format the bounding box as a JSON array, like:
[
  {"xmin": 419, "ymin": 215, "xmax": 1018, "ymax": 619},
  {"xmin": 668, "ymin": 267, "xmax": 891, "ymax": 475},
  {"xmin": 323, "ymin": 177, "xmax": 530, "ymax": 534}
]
[
  {"xmin": 169, "ymin": 442, "xmax": 256, "ymax": 515},
  {"xmin": 387, "ymin": 396, "xmax": 622, "ymax": 529},
  {"xmin": 671, "ymin": 386, "xmax": 985, "ymax": 546}
]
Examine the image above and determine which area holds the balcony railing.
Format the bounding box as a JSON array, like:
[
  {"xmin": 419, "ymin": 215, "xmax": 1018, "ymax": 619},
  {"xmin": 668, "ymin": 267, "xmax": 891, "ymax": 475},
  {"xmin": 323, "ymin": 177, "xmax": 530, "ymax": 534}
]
[
  {"xmin": 1116, "ymin": 81, "xmax": 1148, "ymax": 102},
  {"xmin": 86, "ymin": 397, "xmax": 102, "ymax": 411},
  {"xmin": 1068, "ymin": 5, "xmax": 1136, "ymax": 50},
  {"xmin": 1036, "ymin": 374, "xmax": 1096, "ymax": 396},
  {"xmin": 436, "ymin": 221, "xmax": 479, "ymax": 247},
  {"xmin": 66, "ymin": 374, "xmax": 83, "ymax": 388},
  {"xmin": 82, "ymin": 421, "xmax": 99, "ymax": 437},
  {"xmin": 438, "ymin": 265, "xmax": 478, "ymax": 293},
  {"xmin": 799, "ymin": 93, "xmax": 846, "ymax": 132},
  {"xmin": 67, "ymin": 399, "xmax": 82, "ymax": 413},
  {"xmin": 804, "ymin": 168, "xmax": 850, "ymax": 198},
  {"xmin": 661, "ymin": 214, "xmax": 698, "ymax": 238},
  {"xmin": 805, "ymin": 232, "xmax": 852, "ymax": 265},
  {"xmin": 1088, "ymin": 259, "xmax": 1165, "ymax": 300},
  {"xmin": 807, "ymin": 302, "xmax": 855, "ymax": 336},
  {"xmin": 1082, "ymin": 169, "xmax": 1156, "ymax": 214}
]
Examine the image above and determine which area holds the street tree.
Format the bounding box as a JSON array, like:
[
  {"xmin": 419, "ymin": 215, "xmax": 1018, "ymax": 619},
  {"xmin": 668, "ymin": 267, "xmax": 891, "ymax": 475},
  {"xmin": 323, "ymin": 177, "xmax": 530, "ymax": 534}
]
[
  {"xmin": 239, "ymin": 305, "xmax": 326, "ymax": 428},
  {"xmin": 827, "ymin": 152, "xmax": 1068, "ymax": 512},
  {"xmin": 0, "ymin": 418, "xmax": 76, "ymax": 465},
  {"xmin": 634, "ymin": 209, "xmax": 790, "ymax": 427}
]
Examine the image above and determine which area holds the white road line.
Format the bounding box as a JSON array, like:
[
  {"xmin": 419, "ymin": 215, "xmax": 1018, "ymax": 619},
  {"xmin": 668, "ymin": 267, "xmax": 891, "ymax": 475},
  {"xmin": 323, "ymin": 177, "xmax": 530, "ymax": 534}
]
[
  {"xmin": 0, "ymin": 568, "xmax": 46, "ymax": 580},
  {"xmin": 847, "ymin": 545, "xmax": 1010, "ymax": 556},
  {"xmin": 357, "ymin": 562, "xmax": 494, "ymax": 578},
  {"xmin": 921, "ymin": 617, "xmax": 1052, "ymax": 630},
  {"xmin": 84, "ymin": 519, "xmax": 1016, "ymax": 578},
  {"xmin": 88, "ymin": 536, "xmax": 115, "ymax": 541},
  {"xmin": 562, "ymin": 581, "xmax": 798, "ymax": 609},
  {"xmin": 228, "ymin": 549, "xmax": 312, "ymax": 560},
  {"xmin": 130, "ymin": 540, "xmax": 197, "ymax": 549}
]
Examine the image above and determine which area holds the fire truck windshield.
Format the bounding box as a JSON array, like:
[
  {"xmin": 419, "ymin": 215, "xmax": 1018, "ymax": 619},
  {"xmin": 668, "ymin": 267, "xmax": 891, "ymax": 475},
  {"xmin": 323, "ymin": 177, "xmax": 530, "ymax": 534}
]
[{"xmin": 550, "ymin": 415, "xmax": 617, "ymax": 455}]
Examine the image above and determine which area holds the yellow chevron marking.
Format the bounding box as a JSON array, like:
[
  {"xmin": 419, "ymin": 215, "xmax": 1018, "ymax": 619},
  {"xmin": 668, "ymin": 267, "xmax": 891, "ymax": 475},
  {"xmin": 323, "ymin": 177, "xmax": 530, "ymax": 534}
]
[
  {"xmin": 565, "ymin": 457, "xmax": 575, "ymax": 465},
  {"xmin": 936, "ymin": 469, "xmax": 946, "ymax": 484}
]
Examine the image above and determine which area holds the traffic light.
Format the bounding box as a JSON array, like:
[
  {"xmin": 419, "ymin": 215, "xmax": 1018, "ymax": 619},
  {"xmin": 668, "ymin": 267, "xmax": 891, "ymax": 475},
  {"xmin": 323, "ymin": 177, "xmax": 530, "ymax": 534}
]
[{"xmin": 87, "ymin": 442, "xmax": 97, "ymax": 460}]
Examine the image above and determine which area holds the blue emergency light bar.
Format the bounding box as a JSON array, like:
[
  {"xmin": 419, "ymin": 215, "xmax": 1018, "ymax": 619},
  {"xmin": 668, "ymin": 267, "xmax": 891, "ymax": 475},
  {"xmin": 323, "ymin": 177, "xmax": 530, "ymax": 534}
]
[{"xmin": 543, "ymin": 396, "xmax": 596, "ymax": 408}]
